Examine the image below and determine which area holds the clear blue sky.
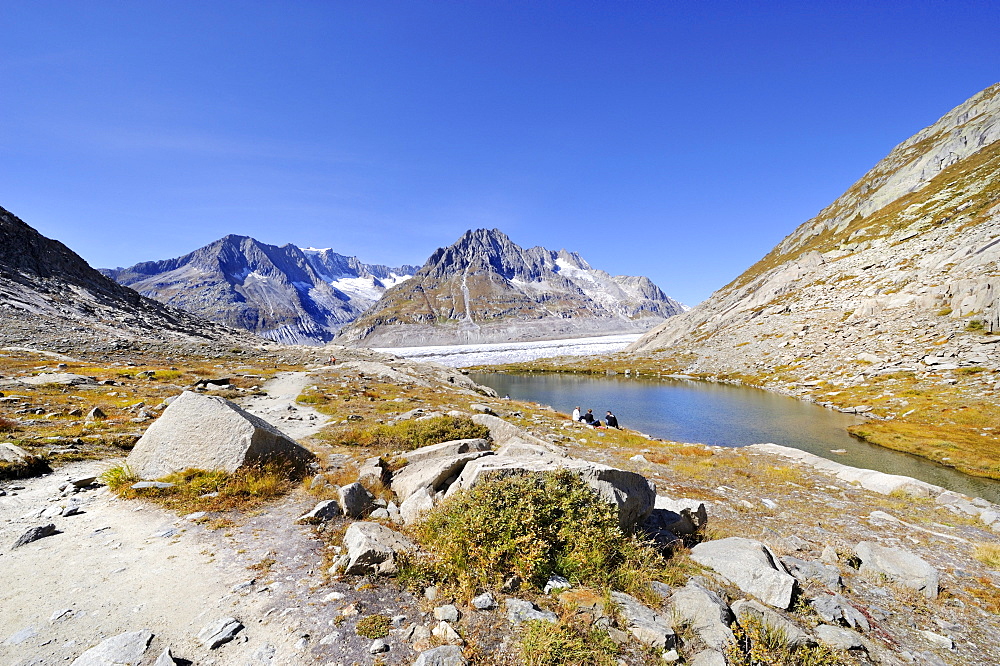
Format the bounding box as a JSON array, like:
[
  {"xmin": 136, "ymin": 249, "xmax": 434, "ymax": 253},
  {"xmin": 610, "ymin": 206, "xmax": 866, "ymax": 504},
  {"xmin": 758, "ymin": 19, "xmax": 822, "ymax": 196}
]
[{"xmin": 2, "ymin": 1, "xmax": 998, "ymax": 305}]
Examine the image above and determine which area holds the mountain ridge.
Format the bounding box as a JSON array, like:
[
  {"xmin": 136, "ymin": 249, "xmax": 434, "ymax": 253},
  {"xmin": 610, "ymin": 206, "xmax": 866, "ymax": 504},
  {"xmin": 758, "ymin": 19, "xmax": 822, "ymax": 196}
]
[
  {"xmin": 337, "ymin": 228, "xmax": 684, "ymax": 347},
  {"xmin": 0, "ymin": 206, "xmax": 259, "ymax": 355},
  {"xmin": 102, "ymin": 236, "xmax": 418, "ymax": 345}
]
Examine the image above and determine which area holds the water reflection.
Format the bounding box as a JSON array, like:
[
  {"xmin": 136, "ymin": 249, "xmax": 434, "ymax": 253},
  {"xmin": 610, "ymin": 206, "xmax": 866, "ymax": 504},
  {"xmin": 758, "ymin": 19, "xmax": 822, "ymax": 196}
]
[{"xmin": 470, "ymin": 372, "xmax": 1000, "ymax": 504}]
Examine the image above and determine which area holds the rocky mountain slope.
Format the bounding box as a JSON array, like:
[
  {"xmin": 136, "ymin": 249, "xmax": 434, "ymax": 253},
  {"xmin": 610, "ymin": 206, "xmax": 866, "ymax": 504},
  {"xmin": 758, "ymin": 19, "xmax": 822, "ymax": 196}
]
[
  {"xmin": 103, "ymin": 236, "xmax": 418, "ymax": 345},
  {"xmin": 337, "ymin": 228, "xmax": 685, "ymax": 347},
  {"xmin": 0, "ymin": 206, "xmax": 258, "ymax": 356},
  {"xmin": 627, "ymin": 83, "xmax": 1000, "ymax": 391}
]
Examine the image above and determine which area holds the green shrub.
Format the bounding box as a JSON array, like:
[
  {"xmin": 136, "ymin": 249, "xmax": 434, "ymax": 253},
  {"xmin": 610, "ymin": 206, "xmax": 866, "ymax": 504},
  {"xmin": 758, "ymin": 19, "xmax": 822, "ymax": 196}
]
[
  {"xmin": 101, "ymin": 464, "xmax": 140, "ymax": 495},
  {"xmin": 966, "ymin": 319, "xmax": 985, "ymax": 332},
  {"xmin": 519, "ymin": 620, "xmax": 618, "ymax": 666},
  {"xmin": 331, "ymin": 415, "xmax": 490, "ymax": 451},
  {"xmin": 355, "ymin": 613, "xmax": 392, "ymax": 639},
  {"xmin": 725, "ymin": 612, "xmax": 849, "ymax": 666},
  {"xmin": 103, "ymin": 462, "xmax": 295, "ymax": 513},
  {"xmin": 415, "ymin": 470, "xmax": 664, "ymax": 600}
]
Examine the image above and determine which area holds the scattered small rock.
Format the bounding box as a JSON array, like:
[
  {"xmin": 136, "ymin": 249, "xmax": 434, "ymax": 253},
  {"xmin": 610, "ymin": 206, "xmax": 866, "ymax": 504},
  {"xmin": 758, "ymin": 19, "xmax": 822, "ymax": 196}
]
[{"xmin": 197, "ymin": 617, "xmax": 243, "ymax": 649}]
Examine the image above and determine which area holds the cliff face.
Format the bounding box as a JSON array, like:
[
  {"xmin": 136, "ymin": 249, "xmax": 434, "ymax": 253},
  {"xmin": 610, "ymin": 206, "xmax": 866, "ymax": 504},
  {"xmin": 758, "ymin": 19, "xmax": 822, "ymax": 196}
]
[
  {"xmin": 0, "ymin": 206, "xmax": 254, "ymax": 353},
  {"xmin": 337, "ymin": 228, "xmax": 685, "ymax": 347},
  {"xmin": 104, "ymin": 237, "xmax": 417, "ymax": 345},
  {"xmin": 627, "ymin": 83, "xmax": 1000, "ymax": 387}
]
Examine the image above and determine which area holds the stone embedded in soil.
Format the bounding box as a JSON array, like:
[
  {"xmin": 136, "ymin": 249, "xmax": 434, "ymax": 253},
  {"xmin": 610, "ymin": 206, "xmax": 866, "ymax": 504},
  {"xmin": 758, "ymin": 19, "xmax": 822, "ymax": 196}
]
[
  {"xmin": 732, "ymin": 599, "xmax": 813, "ymax": 648},
  {"xmin": 197, "ymin": 617, "xmax": 243, "ymax": 649},
  {"xmin": 505, "ymin": 598, "xmax": 557, "ymax": 625},
  {"xmin": 297, "ymin": 499, "xmax": 341, "ymax": 524},
  {"xmin": 433, "ymin": 604, "xmax": 461, "ymax": 622},
  {"xmin": 339, "ymin": 521, "xmax": 416, "ymax": 576},
  {"xmin": 814, "ymin": 624, "xmax": 864, "ymax": 651},
  {"xmin": 471, "ymin": 592, "xmax": 497, "ymax": 610},
  {"xmin": 70, "ymin": 630, "xmax": 153, "ymax": 666},
  {"xmin": 12, "ymin": 523, "xmax": 56, "ymax": 549},
  {"xmin": 855, "ymin": 541, "xmax": 939, "ymax": 598},
  {"xmin": 610, "ymin": 591, "xmax": 676, "ymax": 649},
  {"xmin": 669, "ymin": 579, "xmax": 734, "ymax": 650},
  {"xmin": 413, "ymin": 644, "xmax": 468, "ymax": 666},
  {"xmin": 339, "ymin": 482, "xmax": 374, "ymax": 518}
]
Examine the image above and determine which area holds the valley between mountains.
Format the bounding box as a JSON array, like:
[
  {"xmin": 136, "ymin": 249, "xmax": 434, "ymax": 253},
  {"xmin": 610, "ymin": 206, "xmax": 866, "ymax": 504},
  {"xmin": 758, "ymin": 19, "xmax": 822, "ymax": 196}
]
[{"xmin": 3, "ymin": 84, "xmax": 1000, "ymax": 666}]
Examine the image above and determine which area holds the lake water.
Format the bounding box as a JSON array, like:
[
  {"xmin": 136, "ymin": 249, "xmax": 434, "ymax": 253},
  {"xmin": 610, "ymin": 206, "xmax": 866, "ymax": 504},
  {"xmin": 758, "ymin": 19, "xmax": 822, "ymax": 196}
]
[{"xmin": 469, "ymin": 372, "xmax": 1000, "ymax": 504}]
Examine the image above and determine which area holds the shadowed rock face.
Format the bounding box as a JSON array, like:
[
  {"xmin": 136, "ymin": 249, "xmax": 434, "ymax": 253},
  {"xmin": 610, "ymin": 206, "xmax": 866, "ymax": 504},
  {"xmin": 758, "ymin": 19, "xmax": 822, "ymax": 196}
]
[
  {"xmin": 627, "ymin": 83, "xmax": 1000, "ymax": 382},
  {"xmin": 337, "ymin": 228, "xmax": 685, "ymax": 347},
  {"xmin": 103, "ymin": 236, "xmax": 418, "ymax": 345},
  {"xmin": 0, "ymin": 206, "xmax": 254, "ymax": 352}
]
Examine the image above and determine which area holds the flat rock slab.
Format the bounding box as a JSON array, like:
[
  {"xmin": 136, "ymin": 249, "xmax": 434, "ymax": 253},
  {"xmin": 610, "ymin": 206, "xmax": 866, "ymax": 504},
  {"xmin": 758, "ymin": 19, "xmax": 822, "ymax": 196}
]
[
  {"xmin": 448, "ymin": 455, "xmax": 656, "ymax": 530},
  {"xmin": 855, "ymin": 541, "xmax": 939, "ymax": 598},
  {"xmin": 70, "ymin": 630, "xmax": 153, "ymax": 665},
  {"xmin": 404, "ymin": 438, "xmax": 491, "ymax": 465},
  {"xmin": 126, "ymin": 390, "xmax": 314, "ymax": 479},
  {"xmin": 9, "ymin": 373, "xmax": 96, "ymax": 387},
  {"xmin": 690, "ymin": 537, "xmax": 796, "ymax": 609},
  {"xmin": 413, "ymin": 645, "xmax": 468, "ymax": 666}
]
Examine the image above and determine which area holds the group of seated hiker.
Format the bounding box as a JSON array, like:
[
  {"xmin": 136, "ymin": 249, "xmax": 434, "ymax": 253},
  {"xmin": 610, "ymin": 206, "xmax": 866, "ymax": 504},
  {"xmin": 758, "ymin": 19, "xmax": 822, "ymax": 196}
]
[{"xmin": 571, "ymin": 406, "xmax": 619, "ymax": 428}]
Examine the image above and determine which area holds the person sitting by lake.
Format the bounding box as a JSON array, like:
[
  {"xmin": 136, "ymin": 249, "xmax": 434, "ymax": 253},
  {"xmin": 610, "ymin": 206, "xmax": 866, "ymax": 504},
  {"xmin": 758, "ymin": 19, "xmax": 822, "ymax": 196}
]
[
  {"xmin": 605, "ymin": 410, "xmax": 619, "ymax": 428},
  {"xmin": 572, "ymin": 406, "xmax": 581, "ymax": 422},
  {"xmin": 582, "ymin": 409, "xmax": 599, "ymax": 426}
]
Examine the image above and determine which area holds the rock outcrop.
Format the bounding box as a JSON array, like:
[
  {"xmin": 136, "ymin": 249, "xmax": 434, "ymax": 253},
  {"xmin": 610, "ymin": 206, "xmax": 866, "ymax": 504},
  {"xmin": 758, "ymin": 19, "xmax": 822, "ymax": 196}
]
[
  {"xmin": 337, "ymin": 228, "xmax": 684, "ymax": 347},
  {"xmin": 125, "ymin": 391, "xmax": 314, "ymax": 479},
  {"xmin": 627, "ymin": 83, "xmax": 1000, "ymax": 390}
]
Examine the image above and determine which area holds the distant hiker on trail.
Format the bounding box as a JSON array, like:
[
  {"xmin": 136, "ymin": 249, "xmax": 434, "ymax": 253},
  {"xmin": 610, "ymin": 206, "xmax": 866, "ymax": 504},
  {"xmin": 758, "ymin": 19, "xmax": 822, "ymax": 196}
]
[
  {"xmin": 582, "ymin": 409, "xmax": 597, "ymax": 426},
  {"xmin": 572, "ymin": 406, "xmax": 581, "ymax": 422},
  {"xmin": 605, "ymin": 411, "xmax": 619, "ymax": 428}
]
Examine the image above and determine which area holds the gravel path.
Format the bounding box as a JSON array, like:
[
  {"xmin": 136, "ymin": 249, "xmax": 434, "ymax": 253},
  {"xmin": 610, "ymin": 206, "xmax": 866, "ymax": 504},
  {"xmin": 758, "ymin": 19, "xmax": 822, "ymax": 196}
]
[{"xmin": 0, "ymin": 371, "xmax": 340, "ymax": 665}]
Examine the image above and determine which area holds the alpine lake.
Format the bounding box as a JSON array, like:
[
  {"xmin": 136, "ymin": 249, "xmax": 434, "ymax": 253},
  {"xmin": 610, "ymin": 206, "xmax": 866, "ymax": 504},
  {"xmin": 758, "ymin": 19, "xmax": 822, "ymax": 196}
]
[{"xmin": 469, "ymin": 371, "xmax": 1000, "ymax": 504}]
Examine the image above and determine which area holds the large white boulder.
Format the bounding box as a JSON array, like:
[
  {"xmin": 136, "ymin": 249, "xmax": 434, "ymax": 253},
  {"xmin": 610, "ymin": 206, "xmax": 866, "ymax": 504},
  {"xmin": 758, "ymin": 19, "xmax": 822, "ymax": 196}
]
[
  {"xmin": 126, "ymin": 391, "xmax": 313, "ymax": 479},
  {"xmin": 690, "ymin": 537, "xmax": 797, "ymax": 609}
]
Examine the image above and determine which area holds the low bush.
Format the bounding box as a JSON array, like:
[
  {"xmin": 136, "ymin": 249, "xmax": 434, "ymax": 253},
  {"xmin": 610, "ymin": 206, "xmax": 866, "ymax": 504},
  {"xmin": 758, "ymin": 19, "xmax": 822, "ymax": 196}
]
[
  {"xmin": 725, "ymin": 612, "xmax": 848, "ymax": 666},
  {"xmin": 102, "ymin": 462, "xmax": 295, "ymax": 512},
  {"xmin": 974, "ymin": 542, "xmax": 1000, "ymax": 569},
  {"xmin": 519, "ymin": 620, "xmax": 618, "ymax": 666},
  {"xmin": 0, "ymin": 416, "xmax": 18, "ymax": 432},
  {"xmin": 329, "ymin": 415, "xmax": 490, "ymax": 452},
  {"xmin": 415, "ymin": 470, "xmax": 665, "ymax": 600},
  {"xmin": 355, "ymin": 614, "xmax": 392, "ymax": 639}
]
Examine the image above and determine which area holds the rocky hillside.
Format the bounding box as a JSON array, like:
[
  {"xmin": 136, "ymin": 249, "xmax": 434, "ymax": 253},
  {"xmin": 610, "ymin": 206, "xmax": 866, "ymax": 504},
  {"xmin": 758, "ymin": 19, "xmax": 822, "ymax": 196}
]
[
  {"xmin": 0, "ymin": 206, "xmax": 257, "ymax": 356},
  {"xmin": 103, "ymin": 236, "xmax": 417, "ymax": 345},
  {"xmin": 337, "ymin": 228, "xmax": 685, "ymax": 347},
  {"xmin": 628, "ymin": 83, "xmax": 1000, "ymax": 390}
]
